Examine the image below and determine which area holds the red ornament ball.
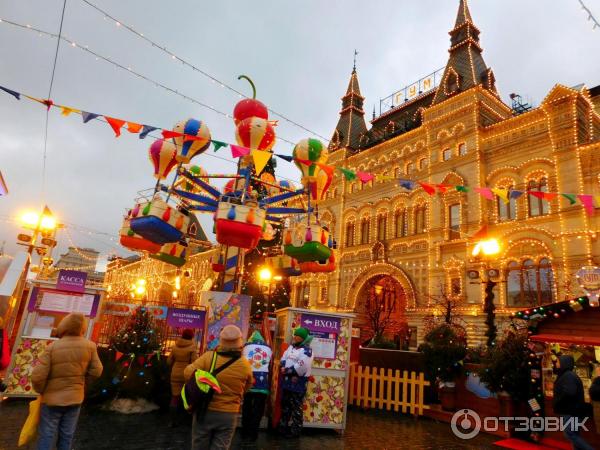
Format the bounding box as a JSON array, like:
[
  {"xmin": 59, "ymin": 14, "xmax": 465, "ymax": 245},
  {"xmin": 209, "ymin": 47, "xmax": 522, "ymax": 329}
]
[{"xmin": 233, "ymin": 98, "xmax": 268, "ymax": 125}]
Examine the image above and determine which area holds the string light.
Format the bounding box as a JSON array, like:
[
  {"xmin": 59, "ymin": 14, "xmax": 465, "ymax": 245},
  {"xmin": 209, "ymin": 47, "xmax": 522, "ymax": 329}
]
[{"xmin": 578, "ymin": 0, "xmax": 600, "ymax": 31}]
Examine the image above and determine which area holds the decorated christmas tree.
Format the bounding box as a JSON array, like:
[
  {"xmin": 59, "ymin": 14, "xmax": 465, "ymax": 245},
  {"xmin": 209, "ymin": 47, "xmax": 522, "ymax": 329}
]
[{"xmin": 89, "ymin": 307, "xmax": 170, "ymax": 411}]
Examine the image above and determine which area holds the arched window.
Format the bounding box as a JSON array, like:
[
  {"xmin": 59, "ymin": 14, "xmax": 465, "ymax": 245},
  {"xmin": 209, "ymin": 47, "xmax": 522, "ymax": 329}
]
[
  {"xmin": 395, "ymin": 209, "xmax": 407, "ymax": 237},
  {"xmin": 458, "ymin": 142, "xmax": 467, "ymax": 156},
  {"xmin": 505, "ymin": 258, "xmax": 555, "ymax": 307},
  {"xmin": 395, "ymin": 167, "xmax": 402, "ymax": 177},
  {"xmin": 345, "ymin": 222, "xmax": 355, "ymax": 247},
  {"xmin": 406, "ymin": 162, "xmax": 415, "ymax": 175},
  {"xmin": 446, "ymin": 70, "xmax": 459, "ymax": 94},
  {"xmin": 360, "ymin": 218, "xmax": 370, "ymax": 244},
  {"xmin": 377, "ymin": 215, "xmax": 387, "ymax": 241},
  {"xmin": 448, "ymin": 203, "xmax": 460, "ymax": 239},
  {"xmin": 419, "ymin": 158, "xmax": 429, "ymax": 170},
  {"xmin": 443, "ymin": 148, "xmax": 452, "ymax": 161},
  {"xmin": 528, "ymin": 177, "xmax": 549, "ymax": 217},
  {"xmin": 415, "ymin": 206, "xmax": 426, "ymax": 234},
  {"xmin": 497, "ymin": 186, "xmax": 516, "ymax": 221}
]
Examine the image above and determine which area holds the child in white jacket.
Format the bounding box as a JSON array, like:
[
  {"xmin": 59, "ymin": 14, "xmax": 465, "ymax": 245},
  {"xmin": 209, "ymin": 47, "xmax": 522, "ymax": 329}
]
[{"xmin": 278, "ymin": 327, "xmax": 313, "ymax": 437}]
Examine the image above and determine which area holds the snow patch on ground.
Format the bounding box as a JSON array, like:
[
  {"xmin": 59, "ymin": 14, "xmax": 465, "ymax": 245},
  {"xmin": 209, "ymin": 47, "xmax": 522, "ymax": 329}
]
[{"xmin": 105, "ymin": 398, "xmax": 160, "ymax": 414}]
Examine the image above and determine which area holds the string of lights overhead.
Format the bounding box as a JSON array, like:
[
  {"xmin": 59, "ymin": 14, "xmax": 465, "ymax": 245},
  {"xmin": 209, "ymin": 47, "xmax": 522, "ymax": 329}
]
[
  {"xmin": 79, "ymin": 0, "xmax": 330, "ymax": 142},
  {"xmin": 578, "ymin": 0, "xmax": 600, "ymax": 31}
]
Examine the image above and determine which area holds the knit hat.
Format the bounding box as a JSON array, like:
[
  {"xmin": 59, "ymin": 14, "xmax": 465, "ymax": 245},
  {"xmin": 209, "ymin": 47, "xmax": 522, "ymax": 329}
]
[
  {"xmin": 57, "ymin": 313, "xmax": 86, "ymax": 337},
  {"xmin": 219, "ymin": 325, "xmax": 243, "ymax": 350},
  {"xmin": 182, "ymin": 329, "xmax": 194, "ymax": 340},
  {"xmin": 293, "ymin": 327, "xmax": 310, "ymax": 341}
]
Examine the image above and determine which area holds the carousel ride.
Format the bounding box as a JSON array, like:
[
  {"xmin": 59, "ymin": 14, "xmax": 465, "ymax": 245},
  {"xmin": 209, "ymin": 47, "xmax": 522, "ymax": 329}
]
[{"xmin": 119, "ymin": 77, "xmax": 337, "ymax": 292}]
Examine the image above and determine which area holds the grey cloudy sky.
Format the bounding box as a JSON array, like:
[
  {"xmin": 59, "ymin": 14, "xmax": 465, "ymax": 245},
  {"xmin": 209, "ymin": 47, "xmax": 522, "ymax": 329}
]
[{"xmin": 1, "ymin": 0, "xmax": 599, "ymax": 269}]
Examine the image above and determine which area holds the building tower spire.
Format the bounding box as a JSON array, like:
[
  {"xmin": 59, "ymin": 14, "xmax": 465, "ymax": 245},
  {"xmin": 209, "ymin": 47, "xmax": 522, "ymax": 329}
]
[
  {"xmin": 329, "ymin": 58, "xmax": 368, "ymax": 152},
  {"xmin": 432, "ymin": 0, "xmax": 498, "ymax": 104}
]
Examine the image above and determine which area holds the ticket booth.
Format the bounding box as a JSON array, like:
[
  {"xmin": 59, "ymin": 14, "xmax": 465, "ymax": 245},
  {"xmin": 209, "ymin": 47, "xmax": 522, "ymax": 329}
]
[
  {"xmin": 4, "ymin": 275, "xmax": 105, "ymax": 397},
  {"xmin": 271, "ymin": 307, "xmax": 354, "ymax": 431}
]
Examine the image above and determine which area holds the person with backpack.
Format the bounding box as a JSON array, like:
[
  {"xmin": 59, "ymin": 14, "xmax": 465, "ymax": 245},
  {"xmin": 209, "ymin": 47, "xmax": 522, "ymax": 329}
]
[
  {"xmin": 184, "ymin": 325, "xmax": 252, "ymax": 450},
  {"xmin": 31, "ymin": 313, "xmax": 103, "ymax": 450},
  {"xmin": 167, "ymin": 328, "xmax": 197, "ymax": 427},
  {"xmin": 278, "ymin": 326, "xmax": 314, "ymax": 438},
  {"xmin": 241, "ymin": 330, "xmax": 272, "ymax": 442}
]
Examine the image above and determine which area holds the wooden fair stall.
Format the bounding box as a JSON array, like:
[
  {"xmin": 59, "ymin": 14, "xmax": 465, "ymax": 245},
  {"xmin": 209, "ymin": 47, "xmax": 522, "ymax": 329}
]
[
  {"xmin": 4, "ymin": 275, "xmax": 105, "ymax": 397},
  {"xmin": 271, "ymin": 307, "xmax": 354, "ymax": 431}
]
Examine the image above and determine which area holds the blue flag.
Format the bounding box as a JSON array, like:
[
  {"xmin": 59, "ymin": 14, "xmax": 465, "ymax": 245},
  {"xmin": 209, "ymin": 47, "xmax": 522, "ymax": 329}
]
[
  {"xmin": 0, "ymin": 86, "xmax": 20, "ymax": 100},
  {"xmin": 81, "ymin": 111, "xmax": 100, "ymax": 124},
  {"xmin": 139, "ymin": 125, "xmax": 159, "ymax": 139},
  {"xmin": 398, "ymin": 179, "xmax": 415, "ymax": 190}
]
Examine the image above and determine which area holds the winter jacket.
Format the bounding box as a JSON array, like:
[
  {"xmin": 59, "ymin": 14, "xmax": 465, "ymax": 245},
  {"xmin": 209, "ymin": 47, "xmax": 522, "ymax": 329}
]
[
  {"xmin": 553, "ymin": 355, "xmax": 586, "ymax": 418},
  {"xmin": 167, "ymin": 337, "xmax": 197, "ymax": 395},
  {"xmin": 184, "ymin": 350, "xmax": 253, "ymax": 413},
  {"xmin": 280, "ymin": 342, "xmax": 313, "ymax": 394},
  {"xmin": 590, "ymin": 377, "xmax": 600, "ymax": 402},
  {"xmin": 242, "ymin": 331, "xmax": 272, "ymax": 394},
  {"xmin": 31, "ymin": 314, "xmax": 103, "ymax": 406}
]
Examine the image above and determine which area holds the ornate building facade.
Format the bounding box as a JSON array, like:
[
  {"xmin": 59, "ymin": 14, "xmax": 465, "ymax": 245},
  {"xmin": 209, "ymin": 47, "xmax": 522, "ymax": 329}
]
[{"xmin": 289, "ymin": 0, "xmax": 600, "ymax": 344}]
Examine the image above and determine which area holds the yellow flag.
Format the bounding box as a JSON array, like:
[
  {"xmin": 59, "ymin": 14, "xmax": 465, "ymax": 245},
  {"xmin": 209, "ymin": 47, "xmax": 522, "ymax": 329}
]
[
  {"xmin": 594, "ymin": 195, "xmax": 600, "ymax": 208},
  {"xmin": 60, "ymin": 106, "xmax": 80, "ymax": 116},
  {"xmin": 252, "ymin": 149, "xmax": 272, "ymax": 176},
  {"xmin": 491, "ymin": 187, "xmax": 509, "ymax": 204}
]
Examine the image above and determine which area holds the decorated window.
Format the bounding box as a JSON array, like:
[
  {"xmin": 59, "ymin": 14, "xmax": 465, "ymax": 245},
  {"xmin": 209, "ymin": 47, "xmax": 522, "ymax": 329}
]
[
  {"xmin": 505, "ymin": 259, "xmax": 555, "ymax": 307},
  {"xmin": 360, "ymin": 218, "xmax": 370, "ymax": 244},
  {"xmin": 345, "ymin": 222, "xmax": 355, "ymax": 247},
  {"xmin": 377, "ymin": 215, "xmax": 387, "ymax": 241},
  {"xmin": 419, "ymin": 158, "xmax": 429, "ymax": 170},
  {"xmin": 458, "ymin": 142, "xmax": 467, "ymax": 156},
  {"xmin": 528, "ymin": 177, "xmax": 549, "ymax": 217},
  {"xmin": 415, "ymin": 206, "xmax": 427, "ymax": 234},
  {"xmin": 443, "ymin": 148, "xmax": 452, "ymax": 161},
  {"xmin": 497, "ymin": 186, "xmax": 516, "ymax": 221},
  {"xmin": 448, "ymin": 203, "xmax": 460, "ymax": 239},
  {"xmin": 406, "ymin": 162, "xmax": 415, "ymax": 175},
  {"xmin": 395, "ymin": 209, "xmax": 407, "ymax": 237}
]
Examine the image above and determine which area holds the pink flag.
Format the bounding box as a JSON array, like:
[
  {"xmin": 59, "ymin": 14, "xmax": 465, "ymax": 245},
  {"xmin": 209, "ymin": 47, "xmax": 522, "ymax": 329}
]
[
  {"xmin": 230, "ymin": 144, "xmax": 250, "ymax": 158},
  {"xmin": 356, "ymin": 171, "xmax": 375, "ymax": 183},
  {"xmin": 475, "ymin": 187, "xmax": 494, "ymax": 200},
  {"xmin": 578, "ymin": 194, "xmax": 594, "ymax": 216}
]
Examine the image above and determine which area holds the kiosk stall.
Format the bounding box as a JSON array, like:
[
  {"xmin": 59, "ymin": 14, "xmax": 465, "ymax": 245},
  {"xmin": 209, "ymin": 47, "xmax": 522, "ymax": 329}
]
[
  {"xmin": 271, "ymin": 307, "xmax": 354, "ymax": 431},
  {"xmin": 4, "ymin": 274, "xmax": 105, "ymax": 397}
]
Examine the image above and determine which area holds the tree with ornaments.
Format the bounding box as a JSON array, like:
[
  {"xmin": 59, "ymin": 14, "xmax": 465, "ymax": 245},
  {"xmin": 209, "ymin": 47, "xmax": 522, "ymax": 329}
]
[{"xmin": 88, "ymin": 307, "xmax": 171, "ymax": 411}]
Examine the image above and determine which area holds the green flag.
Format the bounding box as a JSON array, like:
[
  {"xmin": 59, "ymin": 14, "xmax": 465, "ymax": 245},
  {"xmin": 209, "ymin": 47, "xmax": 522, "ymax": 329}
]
[
  {"xmin": 338, "ymin": 167, "xmax": 357, "ymax": 181},
  {"xmin": 212, "ymin": 140, "xmax": 228, "ymax": 152},
  {"xmin": 456, "ymin": 185, "xmax": 469, "ymax": 192},
  {"xmin": 561, "ymin": 193, "xmax": 577, "ymax": 205}
]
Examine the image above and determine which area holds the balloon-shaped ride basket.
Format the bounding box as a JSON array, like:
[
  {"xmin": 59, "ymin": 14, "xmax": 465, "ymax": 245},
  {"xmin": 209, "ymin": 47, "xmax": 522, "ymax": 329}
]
[
  {"xmin": 149, "ymin": 241, "xmax": 188, "ymax": 267},
  {"xmin": 119, "ymin": 217, "xmax": 161, "ymax": 253},
  {"xmin": 282, "ymin": 222, "xmax": 332, "ymax": 263},
  {"xmin": 265, "ymin": 255, "xmax": 302, "ymax": 277},
  {"xmin": 129, "ymin": 196, "xmax": 190, "ymax": 245},
  {"xmin": 215, "ymin": 200, "xmax": 266, "ymax": 250},
  {"xmin": 299, "ymin": 253, "xmax": 336, "ymax": 273}
]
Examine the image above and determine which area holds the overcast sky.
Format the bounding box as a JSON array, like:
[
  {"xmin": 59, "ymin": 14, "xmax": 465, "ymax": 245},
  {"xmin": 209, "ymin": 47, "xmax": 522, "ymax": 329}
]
[{"xmin": 1, "ymin": 0, "xmax": 599, "ymax": 270}]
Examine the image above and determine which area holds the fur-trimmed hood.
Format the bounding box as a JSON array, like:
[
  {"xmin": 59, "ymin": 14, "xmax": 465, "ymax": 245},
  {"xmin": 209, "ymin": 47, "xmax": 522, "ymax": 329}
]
[{"xmin": 57, "ymin": 313, "xmax": 86, "ymax": 337}]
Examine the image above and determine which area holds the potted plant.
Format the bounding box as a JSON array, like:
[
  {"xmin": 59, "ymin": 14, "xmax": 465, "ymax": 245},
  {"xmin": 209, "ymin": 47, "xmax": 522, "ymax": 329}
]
[
  {"xmin": 420, "ymin": 323, "xmax": 467, "ymax": 411},
  {"xmin": 477, "ymin": 329, "xmax": 530, "ymax": 417}
]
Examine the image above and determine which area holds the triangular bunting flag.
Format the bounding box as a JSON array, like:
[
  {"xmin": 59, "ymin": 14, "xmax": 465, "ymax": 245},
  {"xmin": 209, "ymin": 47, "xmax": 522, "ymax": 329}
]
[
  {"xmin": 529, "ymin": 191, "xmax": 544, "ymax": 200},
  {"xmin": 542, "ymin": 192, "xmax": 557, "ymax": 201},
  {"xmin": 252, "ymin": 150, "xmax": 272, "ymax": 175},
  {"xmin": 316, "ymin": 163, "xmax": 335, "ymax": 178},
  {"xmin": 594, "ymin": 196, "xmax": 600, "ymax": 208},
  {"xmin": 472, "ymin": 225, "xmax": 488, "ymax": 240},
  {"xmin": 81, "ymin": 111, "xmax": 100, "ymax": 124},
  {"xmin": 475, "ymin": 187, "xmax": 494, "ymax": 200},
  {"xmin": 491, "ymin": 188, "xmax": 509, "ymax": 204},
  {"xmin": 275, "ymin": 154, "xmax": 294, "ymax": 163},
  {"xmin": 418, "ymin": 182, "xmax": 436, "ymax": 196},
  {"xmin": 105, "ymin": 116, "xmax": 126, "ymax": 137},
  {"xmin": 212, "ymin": 140, "xmax": 228, "ymax": 152},
  {"xmin": 338, "ymin": 167, "xmax": 357, "ymax": 181},
  {"xmin": 398, "ymin": 179, "xmax": 415, "ymax": 190},
  {"xmin": 296, "ymin": 159, "xmax": 314, "ymax": 167},
  {"xmin": 456, "ymin": 185, "xmax": 469, "ymax": 193},
  {"xmin": 436, "ymin": 184, "xmax": 451, "ymax": 194},
  {"xmin": 231, "ymin": 144, "xmax": 251, "ymax": 158},
  {"xmin": 0, "ymin": 86, "xmax": 20, "ymax": 100},
  {"xmin": 357, "ymin": 171, "xmax": 375, "ymax": 183},
  {"xmin": 509, "ymin": 190, "xmax": 524, "ymax": 199},
  {"xmin": 562, "ymin": 193, "xmax": 577, "ymax": 205},
  {"xmin": 162, "ymin": 130, "xmax": 183, "ymax": 140},
  {"xmin": 139, "ymin": 125, "xmax": 158, "ymax": 139},
  {"xmin": 126, "ymin": 122, "xmax": 143, "ymax": 133},
  {"xmin": 578, "ymin": 194, "xmax": 594, "ymax": 216},
  {"xmin": 60, "ymin": 106, "xmax": 79, "ymax": 116}
]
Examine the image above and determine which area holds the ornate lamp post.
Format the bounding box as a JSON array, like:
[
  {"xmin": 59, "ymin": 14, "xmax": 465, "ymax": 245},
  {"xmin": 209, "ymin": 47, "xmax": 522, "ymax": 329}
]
[{"xmin": 471, "ymin": 238, "xmax": 501, "ymax": 347}]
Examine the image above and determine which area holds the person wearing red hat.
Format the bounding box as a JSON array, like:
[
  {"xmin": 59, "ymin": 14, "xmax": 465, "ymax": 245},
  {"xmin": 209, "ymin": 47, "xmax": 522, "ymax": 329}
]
[{"xmin": 184, "ymin": 325, "xmax": 252, "ymax": 450}]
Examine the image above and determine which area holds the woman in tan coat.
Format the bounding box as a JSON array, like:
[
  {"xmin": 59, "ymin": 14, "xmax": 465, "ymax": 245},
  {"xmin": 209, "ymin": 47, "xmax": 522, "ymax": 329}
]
[
  {"xmin": 31, "ymin": 313, "xmax": 103, "ymax": 450},
  {"xmin": 167, "ymin": 328, "xmax": 197, "ymax": 426}
]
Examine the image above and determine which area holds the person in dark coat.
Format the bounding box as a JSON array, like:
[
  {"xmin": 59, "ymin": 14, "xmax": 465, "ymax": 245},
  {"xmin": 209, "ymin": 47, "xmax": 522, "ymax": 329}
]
[
  {"xmin": 553, "ymin": 355, "xmax": 594, "ymax": 450},
  {"xmin": 589, "ymin": 367, "xmax": 600, "ymax": 434}
]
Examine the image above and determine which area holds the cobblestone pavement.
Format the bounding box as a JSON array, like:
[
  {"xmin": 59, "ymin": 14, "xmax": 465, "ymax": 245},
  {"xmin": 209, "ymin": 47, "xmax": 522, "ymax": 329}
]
[{"xmin": 0, "ymin": 399, "xmax": 497, "ymax": 450}]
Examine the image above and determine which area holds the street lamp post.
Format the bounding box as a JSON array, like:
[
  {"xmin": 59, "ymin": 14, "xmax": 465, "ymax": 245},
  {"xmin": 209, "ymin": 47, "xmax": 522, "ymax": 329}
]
[
  {"xmin": 471, "ymin": 238, "xmax": 501, "ymax": 348},
  {"xmin": 258, "ymin": 267, "xmax": 273, "ymax": 315}
]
